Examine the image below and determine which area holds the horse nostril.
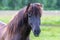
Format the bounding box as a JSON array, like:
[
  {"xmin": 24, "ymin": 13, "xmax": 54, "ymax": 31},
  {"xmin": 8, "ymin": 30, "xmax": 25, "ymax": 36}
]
[
  {"xmin": 34, "ymin": 30, "xmax": 38, "ymax": 33},
  {"xmin": 34, "ymin": 29, "xmax": 40, "ymax": 34}
]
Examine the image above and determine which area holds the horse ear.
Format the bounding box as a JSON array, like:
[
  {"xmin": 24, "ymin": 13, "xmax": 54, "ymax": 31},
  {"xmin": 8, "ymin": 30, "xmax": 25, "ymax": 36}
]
[{"xmin": 26, "ymin": 3, "xmax": 30, "ymax": 12}]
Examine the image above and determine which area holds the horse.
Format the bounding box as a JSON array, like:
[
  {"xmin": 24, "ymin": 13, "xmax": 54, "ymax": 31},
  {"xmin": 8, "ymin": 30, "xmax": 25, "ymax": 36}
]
[
  {"xmin": 0, "ymin": 21, "xmax": 6, "ymax": 29},
  {"xmin": 0, "ymin": 3, "xmax": 42, "ymax": 40},
  {"xmin": 0, "ymin": 21, "xmax": 6, "ymax": 39}
]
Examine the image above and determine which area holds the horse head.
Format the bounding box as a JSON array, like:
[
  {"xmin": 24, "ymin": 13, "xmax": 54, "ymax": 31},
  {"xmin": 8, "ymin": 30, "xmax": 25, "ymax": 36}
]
[{"xmin": 26, "ymin": 3, "xmax": 42, "ymax": 37}]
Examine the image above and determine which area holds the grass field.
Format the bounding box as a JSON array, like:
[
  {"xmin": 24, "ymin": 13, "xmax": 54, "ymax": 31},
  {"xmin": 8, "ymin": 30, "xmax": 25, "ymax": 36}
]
[
  {"xmin": 41, "ymin": 16, "xmax": 60, "ymax": 25},
  {"xmin": 0, "ymin": 11, "xmax": 60, "ymax": 40},
  {"xmin": 30, "ymin": 26, "xmax": 60, "ymax": 40}
]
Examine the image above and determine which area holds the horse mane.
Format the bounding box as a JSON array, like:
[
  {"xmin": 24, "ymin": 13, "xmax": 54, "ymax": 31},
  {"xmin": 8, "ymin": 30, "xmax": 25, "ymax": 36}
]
[{"xmin": 7, "ymin": 4, "xmax": 30, "ymax": 35}]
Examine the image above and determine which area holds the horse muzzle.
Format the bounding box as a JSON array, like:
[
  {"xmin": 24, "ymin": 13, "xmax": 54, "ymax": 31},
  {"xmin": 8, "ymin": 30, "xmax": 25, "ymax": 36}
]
[{"xmin": 33, "ymin": 29, "xmax": 41, "ymax": 37}]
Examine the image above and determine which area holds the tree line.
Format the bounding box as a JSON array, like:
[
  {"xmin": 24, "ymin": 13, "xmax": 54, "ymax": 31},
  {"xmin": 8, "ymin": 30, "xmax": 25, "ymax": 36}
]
[{"xmin": 0, "ymin": 0, "xmax": 60, "ymax": 10}]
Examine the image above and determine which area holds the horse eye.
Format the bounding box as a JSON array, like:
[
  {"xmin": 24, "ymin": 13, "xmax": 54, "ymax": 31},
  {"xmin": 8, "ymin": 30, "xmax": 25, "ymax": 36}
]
[
  {"xmin": 28, "ymin": 13, "xmax": 32, "ymax": 17},
  {"xmin": 39, "ymin": 22, "xmax": 40, "ymax": 24}
]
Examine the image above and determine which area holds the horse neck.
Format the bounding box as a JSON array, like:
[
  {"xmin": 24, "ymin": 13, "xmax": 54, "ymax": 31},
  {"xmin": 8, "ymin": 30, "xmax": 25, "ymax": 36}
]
[{"xmin": 7, "ymin": 10, "xmax": 31, "ymax": 39}]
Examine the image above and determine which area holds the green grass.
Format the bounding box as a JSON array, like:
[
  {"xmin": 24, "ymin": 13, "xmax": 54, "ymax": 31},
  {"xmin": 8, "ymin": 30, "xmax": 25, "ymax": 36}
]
[
  {"xmin": 0, "ymin": 15, "xmax": 60, "ymax": 40},
  {"xmin": 0, "ymin": 16, "xmax": 12, "ymax": 23},
  {"xmin": 30, "ymin": 26, "xmax": 60, "ymax": 40},
  {"xmin": 41, "ymin": 16, "xmax": 60, "ymax": 25}
]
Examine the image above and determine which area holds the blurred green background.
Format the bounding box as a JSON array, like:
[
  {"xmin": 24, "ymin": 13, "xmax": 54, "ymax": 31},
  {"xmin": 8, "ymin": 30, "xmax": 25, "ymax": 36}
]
[
  {"xmin": 0, "ymin": 0, "xmax": 60, "ymax": 40},
  {"xmin": 0, "ymin": 0, "xmax": 60, "ymax": 10}
]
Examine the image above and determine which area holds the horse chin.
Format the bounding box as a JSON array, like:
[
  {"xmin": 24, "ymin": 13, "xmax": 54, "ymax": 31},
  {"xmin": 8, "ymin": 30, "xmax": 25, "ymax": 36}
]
[{"xmin": 34, "ymin": 32, "xmax": 40, "ymax": 37}]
